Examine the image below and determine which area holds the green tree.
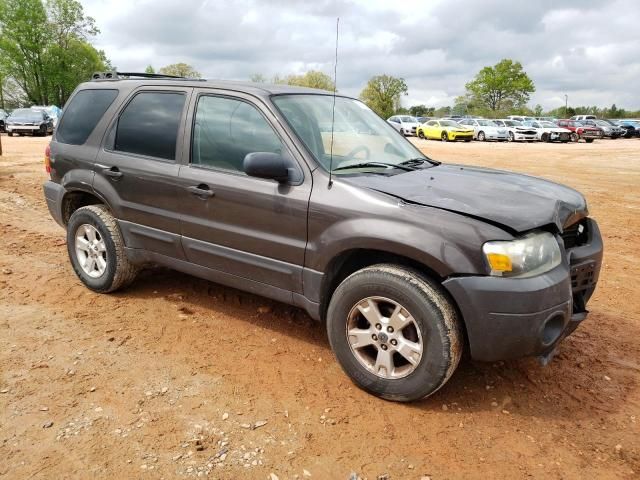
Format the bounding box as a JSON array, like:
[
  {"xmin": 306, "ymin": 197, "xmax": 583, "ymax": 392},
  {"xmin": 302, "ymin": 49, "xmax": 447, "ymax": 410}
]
[
  {"xmin": 249, "ymin": 73, "xmax": 266, "ymax": 83},
  {"xmin": 464, "ymin": 59, "xmax": 535, "ymax": 112},
  {"xmin": 280, "ymin": 70, "xmax": 335, "ymax": 91},
  {"xmin": 144, "ymin": 65, "xmax": 155, "ymax": 74},
  {"xmin": 409, "ymin": 104, "xmax": 434, "ymax": 117},
  {"xmin": 534, "ymin": 104, "xmax": 543, "ymax": 117},
  {"xmin": 0, "ymin": 0, "xmax": 107, "ymax": 106},
  {"xmin": 359, "ymin": 74, "xmax": 408, "ymax": 119},
  {"xmin": 159, "ymin": 63, "xmax": 201, "ymax": 78}
]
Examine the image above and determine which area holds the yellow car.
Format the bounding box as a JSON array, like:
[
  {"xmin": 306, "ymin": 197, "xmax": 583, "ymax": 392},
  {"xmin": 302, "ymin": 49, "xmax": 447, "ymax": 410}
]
[{"xmin": 417, "ymin": 119, "xmax": 474, "ymax": 142}]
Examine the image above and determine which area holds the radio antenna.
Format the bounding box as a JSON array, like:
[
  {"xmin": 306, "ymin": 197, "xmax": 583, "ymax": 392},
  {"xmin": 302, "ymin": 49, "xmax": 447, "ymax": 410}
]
[{"xmin": 328, "ymin": 17, "xmax": 339, "ymax": 187}]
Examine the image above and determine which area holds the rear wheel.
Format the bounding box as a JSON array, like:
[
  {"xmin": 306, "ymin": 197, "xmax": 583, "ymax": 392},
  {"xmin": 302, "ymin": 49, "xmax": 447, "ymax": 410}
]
[
  {"xmin": 326, "ymin": 264, "xmax": 462, "ymax": 402},
  {"xmin": 67, "ymin": 205, "xmax": 138, "ymax": 293},
  {"xmin": 441, "ymin": 131, "xmax": 449, "ymax": 142},
  {"xmin": 477, "ymin": 131, "xmax": 486, "ymax": 141}
]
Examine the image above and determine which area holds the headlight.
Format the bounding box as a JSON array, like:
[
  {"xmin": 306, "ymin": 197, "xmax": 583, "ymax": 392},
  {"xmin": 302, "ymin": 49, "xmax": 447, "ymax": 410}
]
[{"xmin": 482, "ymin": 231, "xmax": 561, "ymax": 278}]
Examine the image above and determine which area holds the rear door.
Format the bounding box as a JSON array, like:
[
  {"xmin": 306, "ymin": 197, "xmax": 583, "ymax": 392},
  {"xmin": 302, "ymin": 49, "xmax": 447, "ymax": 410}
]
[
  {"xmin": 94, "ymin": 86, "xmax": 192, "ymax": 259},
  {"xmin": 176, "ymin": 90, "xmax": 311, "ymax": 293}
]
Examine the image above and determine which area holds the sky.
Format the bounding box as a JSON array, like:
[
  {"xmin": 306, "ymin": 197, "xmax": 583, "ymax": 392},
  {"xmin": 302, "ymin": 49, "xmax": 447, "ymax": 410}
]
[{"xmin": 81, "ymin": 0, "xmax": 640, "ymax": 111}]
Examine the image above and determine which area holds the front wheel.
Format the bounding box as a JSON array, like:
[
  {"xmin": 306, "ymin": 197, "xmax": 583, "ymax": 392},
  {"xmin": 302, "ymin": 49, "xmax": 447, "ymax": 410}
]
[
  {"xmin": 67, "ymin": 205, "xmax": 139, "ymax": 293},
  {"xmin": 477, "ymin": 131, "xmax": 485, "ymax": 141},
  {"xmin": 570, "ymin": 132, "xmax": 579, "ymax": 143},
  {"xmin": 441, "ymin": 131, "xmax": 449, "ymax": 142},
  {"xmin": 508, "ymin": 132, "xmax": 515, "ymax": 142},
  {"xmin": 326, "ymin": 264, "xmax": 462, "ymax": 402},
  {"xmin": 418, "ymin": 130, "xmax": 425, "ymax": 139},
  {"xmin": 541, "ymin": 132, "xmax": 550, "ymax": 142}
]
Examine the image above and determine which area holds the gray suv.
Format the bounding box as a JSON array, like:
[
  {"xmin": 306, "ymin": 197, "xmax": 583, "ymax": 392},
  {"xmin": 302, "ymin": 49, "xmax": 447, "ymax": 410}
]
[{"xmin": 43, "ymin": 73, "xmax": 603, "ymax": 401}]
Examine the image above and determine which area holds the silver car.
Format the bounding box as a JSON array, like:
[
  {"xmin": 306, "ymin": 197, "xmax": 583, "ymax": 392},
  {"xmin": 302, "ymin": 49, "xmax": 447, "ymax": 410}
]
[
  {"xmin": 459, "ymin": 118, "xmax": 509, "ymax": 141},
  {"xmin": 387, "ymin": 115, "xmax": 420, "ymax": 137}
]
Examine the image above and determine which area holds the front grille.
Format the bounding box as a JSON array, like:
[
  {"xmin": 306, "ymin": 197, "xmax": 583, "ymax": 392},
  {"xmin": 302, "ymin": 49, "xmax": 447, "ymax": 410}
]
[{"xmin": 562, "ymin": 219, "xmax": 589, "ymax": 249}]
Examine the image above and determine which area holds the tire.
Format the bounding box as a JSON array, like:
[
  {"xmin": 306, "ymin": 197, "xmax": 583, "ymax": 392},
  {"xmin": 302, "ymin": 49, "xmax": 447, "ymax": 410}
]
[
  {"xmin": 38, "ymin": 125, "xmax": 47, "ymax": 137},
  {"xmin": 585, "ymin": 138, "xmax": 594, "ymax": 143},
  {"xmin": 477, "ymin": 131, "xmax": 485, "ymax": 141},
  {"xmin": 541, "ymin": 132, "xmax": 550, "ymax": 142},
  {"xmin": 508, "ymin": 132, "xmax": 515, "ymax": 142},
  {"xmin": 7, "ymin": 131, "xmax": 13, "ymax": 137},
  {"xmin": 441, "ymin": 131, "xmax": 449, "ymax": 142},
  {"xmin": 570, "ymin": 132, "xmax": 579, "ymax": 143},
  {"xmin": 464, "ymin": 139, "xmax": 471, "ymax": 142},
  {"xmin": 326, "ymin": 264, "xmax": 462, "ymax": 402},
  {"xmin": 399, "ymin": 128, "xmax": 405, "ymax": 136},
  {"xmin": 67, "ymin": 205, "xmax": 138, "ymax": 293},
  {"xmin": 418, "ymin": 130, "xmax": 425, "ymax": 139}
]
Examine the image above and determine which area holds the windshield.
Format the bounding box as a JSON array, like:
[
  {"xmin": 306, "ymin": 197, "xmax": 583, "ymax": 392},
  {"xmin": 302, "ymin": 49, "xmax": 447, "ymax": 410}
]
[
  {"xmin": 399, "ymin": 116, "xmax": 417, "ymax": 122},
  {"xmin": 9, "ymin": 109, "xmax": 43, "ymax": 121},
  {"xmin": 505, "ymin": 120, "xmax": 521, "ymax": 126},
  {"xmin": 272, "ymin": 95, "xmax": 432, "ymax": 173},
  {"xmin": 540, "ymin": 121, "xmax": 556, "ymax": 127},
  {"xmin": 477, "ymin": 119, "xmax": 496, "ymax": 126},
  {"xmin": 440, "ymin": 120, "xmax": 461, "ymax": 127}
]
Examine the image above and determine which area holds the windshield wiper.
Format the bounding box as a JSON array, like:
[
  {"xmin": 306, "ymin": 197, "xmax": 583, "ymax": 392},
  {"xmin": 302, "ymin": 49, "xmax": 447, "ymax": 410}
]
[
  {"xmin": 399, "ymin": 157, "xmax": 441, "ymax": 167},
  {"xmin": 332, "ymin": 162, "xmax": 416, "ymax": 172}
]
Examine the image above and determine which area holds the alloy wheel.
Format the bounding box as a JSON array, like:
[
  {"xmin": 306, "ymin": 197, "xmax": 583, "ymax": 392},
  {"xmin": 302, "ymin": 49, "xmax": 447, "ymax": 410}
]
[
  {"xmin": 346, "ymin": 296, "xmax": 423, "ymax": 379},
  {"xmin": 75, "ymin": 224, "xmax": 107, "ymax": 278}
]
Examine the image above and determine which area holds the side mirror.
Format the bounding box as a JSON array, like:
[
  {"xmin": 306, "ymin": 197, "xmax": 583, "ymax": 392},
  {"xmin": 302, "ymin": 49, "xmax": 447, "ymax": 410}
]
[{"xmin": 243, "ymin": 152, "xmax": 290, "ymax": 183}]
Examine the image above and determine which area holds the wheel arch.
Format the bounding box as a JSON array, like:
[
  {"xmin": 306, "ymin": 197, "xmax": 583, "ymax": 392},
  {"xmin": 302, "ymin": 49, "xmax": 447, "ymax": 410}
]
[{"xmin": 61, "ymin": 188, "xmax": 110, "ymax": 225}]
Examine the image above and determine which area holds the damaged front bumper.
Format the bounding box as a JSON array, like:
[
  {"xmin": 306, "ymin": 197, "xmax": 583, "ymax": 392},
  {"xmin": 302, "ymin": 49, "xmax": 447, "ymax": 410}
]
[{"xmin": 443, "ymin": 218, "xmax": 603, "ymax": 362}]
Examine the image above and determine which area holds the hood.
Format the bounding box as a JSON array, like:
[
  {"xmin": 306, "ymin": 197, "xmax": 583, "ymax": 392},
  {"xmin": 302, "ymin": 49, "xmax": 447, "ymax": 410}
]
[{"xmin": 345, "ymin": 164, "xmax": 587, "ymax": 233}]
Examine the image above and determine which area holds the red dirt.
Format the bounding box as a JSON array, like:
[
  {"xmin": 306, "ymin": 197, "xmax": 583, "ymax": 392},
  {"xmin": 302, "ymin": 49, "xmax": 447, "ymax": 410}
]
[{"xmin": 0, "ymin": 134, "xmax": 638, "ymax": 479}]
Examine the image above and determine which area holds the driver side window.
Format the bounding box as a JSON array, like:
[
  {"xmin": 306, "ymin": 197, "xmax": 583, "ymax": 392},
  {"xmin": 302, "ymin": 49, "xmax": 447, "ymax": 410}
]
[{"xmin": 192, "ymin": 95, "xmax": 283, "ymax": 172}]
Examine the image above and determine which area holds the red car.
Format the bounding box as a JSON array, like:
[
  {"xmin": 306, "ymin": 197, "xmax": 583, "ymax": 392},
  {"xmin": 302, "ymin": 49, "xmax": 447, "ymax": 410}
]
[{"xmin": 557, "ymin": 119, "xmax": 603, "ymax": 143}]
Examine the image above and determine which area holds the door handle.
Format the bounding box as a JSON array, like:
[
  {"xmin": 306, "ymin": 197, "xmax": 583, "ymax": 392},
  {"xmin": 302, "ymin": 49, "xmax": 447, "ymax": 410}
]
[
  {"xmin": 103, "ymin": 167, "xmax": 123, "ymax": 179},
  {"xmin": 187, "ymin": 184, "xmax": 215, "ymax": 198}
]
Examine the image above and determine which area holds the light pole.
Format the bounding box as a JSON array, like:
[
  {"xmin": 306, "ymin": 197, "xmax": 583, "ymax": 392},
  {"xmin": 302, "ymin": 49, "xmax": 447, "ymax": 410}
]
[{"xmin": 564, "ymin": 94, "xmax": 568, "ymax": 117}]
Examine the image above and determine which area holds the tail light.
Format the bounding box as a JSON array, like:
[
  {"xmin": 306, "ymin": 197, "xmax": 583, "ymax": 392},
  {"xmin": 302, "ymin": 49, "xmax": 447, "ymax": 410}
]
[{"xmin": 44, "ymin": 143, "xmax": 51, "ymax": 174}]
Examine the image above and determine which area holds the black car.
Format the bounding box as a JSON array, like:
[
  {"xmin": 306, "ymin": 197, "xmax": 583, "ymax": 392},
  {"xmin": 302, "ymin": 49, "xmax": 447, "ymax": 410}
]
[
  {"xmin": 43, "ymin": 72, "xmax": 603, "ymax": 402},
  {"xmin": 610, "ymin": 119, "xmax": 640, "ymax": 138},
  {"xmin": 6, "ymin": 108, "xmax": 54, "ymax": 136},
  {"xmin": 0, "ymin": 109, "xmax": 8, "ymax": 133}
]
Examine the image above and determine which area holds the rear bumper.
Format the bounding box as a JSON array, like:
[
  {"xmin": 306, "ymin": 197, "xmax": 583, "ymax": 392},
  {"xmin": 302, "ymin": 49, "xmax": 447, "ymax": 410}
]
[
  {"xmin": 43, "ymin": 181, "xmax": 66, "ymax": 227},
  {"xmin": 443, "ymin": 219, "xmax": 603, "ymax": 362}
]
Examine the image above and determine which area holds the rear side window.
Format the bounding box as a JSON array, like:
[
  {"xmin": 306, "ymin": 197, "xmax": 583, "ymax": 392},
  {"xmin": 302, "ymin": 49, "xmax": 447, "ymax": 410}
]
[
  {"xmin": 57, "ymin": 89, "xmax": 118, "ymax": 145},
  {"xmin": 115, "ymin": 92, "xmax": 186, "ymax": 161}
]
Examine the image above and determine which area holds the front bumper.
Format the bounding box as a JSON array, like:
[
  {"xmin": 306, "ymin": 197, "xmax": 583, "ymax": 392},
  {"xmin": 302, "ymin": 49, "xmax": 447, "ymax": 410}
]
[
  {"xmin": 443, "ymin": 218, "xmax": 603, "ymax": 362},
  {"xmin": 450, "ymin": 132, "xmax": 473, "ymax": 141},
  {"xmin": 513, "ymin": 132, "xmax": 538, "ymax": 141},
  {"xmin": 483, "ymin": 132, "xmax": 508, "ymax": 140},
  {"xmin": 7, "ymin": 125, "xmax": 41, "ymax": 133}
]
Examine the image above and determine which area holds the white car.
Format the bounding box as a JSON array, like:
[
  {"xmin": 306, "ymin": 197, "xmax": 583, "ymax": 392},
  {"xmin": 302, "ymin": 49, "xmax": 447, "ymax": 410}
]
[
  {"xmin": 493, "ymin": 119, "xmax": 538, "ymax": 142},
  {"xmin": 458, "ymin": 118, "xmax": 508, "ymax": 141},
  {"xmin": 522, "ymin": 120, "xmax": 572, "ymax": 143},
  {"xmin": 387, "ymin": 115, "xmax": 420, "ymax": 136}
]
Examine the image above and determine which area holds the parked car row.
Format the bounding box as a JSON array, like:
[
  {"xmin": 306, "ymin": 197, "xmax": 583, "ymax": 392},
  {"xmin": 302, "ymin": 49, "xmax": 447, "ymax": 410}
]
[{"xmin": 388, "ymin": 114, "xmax": 640, "ymax": 143}]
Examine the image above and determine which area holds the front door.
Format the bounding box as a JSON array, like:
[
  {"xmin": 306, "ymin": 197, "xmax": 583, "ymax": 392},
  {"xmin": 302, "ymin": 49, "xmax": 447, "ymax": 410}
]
[{"xmin": 177, "ymin": 91, "xmax": 311, "ymax": 293}]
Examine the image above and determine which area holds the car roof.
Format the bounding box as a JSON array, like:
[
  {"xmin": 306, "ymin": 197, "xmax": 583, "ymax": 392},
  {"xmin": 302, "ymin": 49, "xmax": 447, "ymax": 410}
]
[{"xmin": 83, "ymin": 78, "xmax": 334, "ymax": 99}]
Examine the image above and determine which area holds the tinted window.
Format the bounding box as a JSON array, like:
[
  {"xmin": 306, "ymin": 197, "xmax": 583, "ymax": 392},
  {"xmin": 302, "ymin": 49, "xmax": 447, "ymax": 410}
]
[
  {"xmin": 192, "ymin": 96, "xmax": 283, "ymax": 172},
  {"xmin": 57, "ymin": 89, "xmax": 118, "ymax": 145},
  {"xmin": 115, "ymin": 92, "xmax": 185, "ymax": 160}
]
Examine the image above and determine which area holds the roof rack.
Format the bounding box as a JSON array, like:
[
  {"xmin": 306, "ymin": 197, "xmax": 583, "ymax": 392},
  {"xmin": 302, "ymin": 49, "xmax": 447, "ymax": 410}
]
[{"xmin": 91, "ymin": 71, "xmax": 190, "ymax": 81}]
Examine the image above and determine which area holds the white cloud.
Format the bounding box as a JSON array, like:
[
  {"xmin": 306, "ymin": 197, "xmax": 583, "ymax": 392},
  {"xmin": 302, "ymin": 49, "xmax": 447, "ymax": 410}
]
[{"xmin": 81, "ymin": 0, "xmax": 640, "ymax": 110}]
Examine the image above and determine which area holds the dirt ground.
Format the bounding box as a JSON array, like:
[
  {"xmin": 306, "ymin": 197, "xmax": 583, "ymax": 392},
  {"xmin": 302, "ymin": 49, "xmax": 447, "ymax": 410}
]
[{"xmin": 1, "ymin": 134, "xmax": 639, "ymax": 480}]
